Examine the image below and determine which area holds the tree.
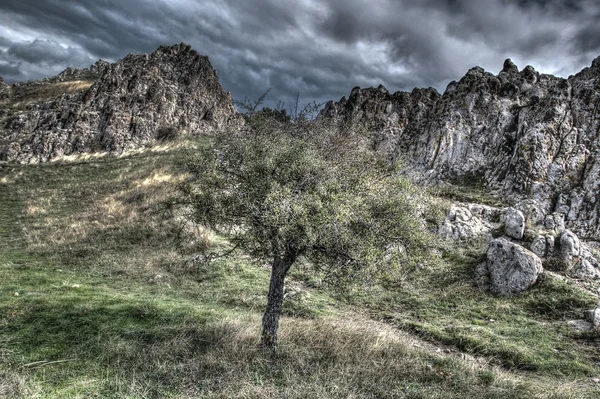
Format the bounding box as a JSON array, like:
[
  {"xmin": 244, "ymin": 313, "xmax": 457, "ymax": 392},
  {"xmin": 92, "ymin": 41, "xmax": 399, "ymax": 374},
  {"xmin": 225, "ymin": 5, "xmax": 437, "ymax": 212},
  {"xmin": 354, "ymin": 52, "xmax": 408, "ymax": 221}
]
[{"xmin": 176, "ymin": 115, "xmax": 429, "ymax": 349}]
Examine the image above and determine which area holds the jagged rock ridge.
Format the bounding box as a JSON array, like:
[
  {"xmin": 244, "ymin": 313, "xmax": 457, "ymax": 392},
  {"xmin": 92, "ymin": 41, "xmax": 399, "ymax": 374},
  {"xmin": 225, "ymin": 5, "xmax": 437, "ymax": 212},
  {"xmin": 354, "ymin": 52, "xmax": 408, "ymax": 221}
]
[
  {"xmin": 0, "ymin": 43, "xmax": 242, "ymax": 163},
  {"xmin": 322, "ymin": 57, "xmax": 600, "ymax": 240}
]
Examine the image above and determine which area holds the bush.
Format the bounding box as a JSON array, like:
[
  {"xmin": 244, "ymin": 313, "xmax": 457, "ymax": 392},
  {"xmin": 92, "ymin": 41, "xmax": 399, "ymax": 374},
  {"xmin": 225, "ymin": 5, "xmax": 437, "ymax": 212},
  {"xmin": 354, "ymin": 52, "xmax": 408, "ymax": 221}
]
[{"xmin": 155, "ymin": 126, "xmax": 180, "ymax": 142}]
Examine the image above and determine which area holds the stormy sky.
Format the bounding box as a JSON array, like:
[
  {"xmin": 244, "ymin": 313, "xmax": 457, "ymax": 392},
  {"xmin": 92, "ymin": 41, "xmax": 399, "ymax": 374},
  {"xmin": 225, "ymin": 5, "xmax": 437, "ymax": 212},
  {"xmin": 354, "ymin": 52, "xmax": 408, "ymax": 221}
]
[{"xmin": 1, "ymin": 0, "xmax": 599, "ymax": 108}]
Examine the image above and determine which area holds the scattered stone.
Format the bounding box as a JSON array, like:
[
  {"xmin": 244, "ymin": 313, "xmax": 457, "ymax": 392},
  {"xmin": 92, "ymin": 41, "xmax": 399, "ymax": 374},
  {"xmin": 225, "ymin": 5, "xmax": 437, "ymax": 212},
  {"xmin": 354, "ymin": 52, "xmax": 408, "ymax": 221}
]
[
  {"xmin": 478, "ymin": 238, "xmax": 543, "ymax": 296},
  {"xmin": 574, "ymin": 258, "xmax": 600, "ymax": 279},
  {"xmin": 438, "ymin": 203, "xmax": 501, "ymax": 241},
  {"xmin": 567, "ymin": 320, "xmax": 593, "ymax": 331}
]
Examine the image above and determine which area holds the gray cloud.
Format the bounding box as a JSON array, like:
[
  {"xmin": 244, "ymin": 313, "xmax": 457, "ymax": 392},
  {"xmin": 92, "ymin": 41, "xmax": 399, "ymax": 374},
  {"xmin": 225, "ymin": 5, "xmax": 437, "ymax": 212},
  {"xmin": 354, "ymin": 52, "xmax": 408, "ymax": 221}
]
[{"xmin": 0, "ymin": 0, "xmax": 598, "ymax": 108}]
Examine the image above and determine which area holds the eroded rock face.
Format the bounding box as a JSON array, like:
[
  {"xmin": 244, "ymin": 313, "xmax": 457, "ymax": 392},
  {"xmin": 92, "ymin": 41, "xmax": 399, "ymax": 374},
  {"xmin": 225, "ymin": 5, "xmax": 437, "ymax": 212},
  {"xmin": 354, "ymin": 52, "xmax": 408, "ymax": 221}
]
[
  {"xmin": 0, "ymin": 43, "xmax": 243, "ymax": 163},
  {"xmin": 477, "ymin": 238, "xmax": 543, "ymax": 296},
  {"xmin": 323, "ymin": 56, "xmax": 600, "ymax": 240},
  {"xmin": 0, "ymin": 76, "xmax": 8, "ymax": 105}
]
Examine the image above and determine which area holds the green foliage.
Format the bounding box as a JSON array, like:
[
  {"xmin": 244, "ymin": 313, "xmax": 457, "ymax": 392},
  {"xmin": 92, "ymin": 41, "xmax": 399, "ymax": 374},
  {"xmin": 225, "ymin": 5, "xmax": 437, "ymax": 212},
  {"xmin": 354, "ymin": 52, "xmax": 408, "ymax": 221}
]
[{"xmin": 176, "ymin": 115, "xmax": 429, "ymax": 286}]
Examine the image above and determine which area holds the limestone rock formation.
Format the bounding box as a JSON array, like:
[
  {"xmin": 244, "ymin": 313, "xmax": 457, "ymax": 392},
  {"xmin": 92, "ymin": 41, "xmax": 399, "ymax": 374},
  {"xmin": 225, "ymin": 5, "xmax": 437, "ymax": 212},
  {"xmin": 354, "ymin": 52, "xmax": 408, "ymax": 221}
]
[
  {"xmin": 0, "ymin": 43, "xmax": 242, "ymax": 163},
  {"xmin": 440, "ymin": 199, "xmax": 600, "ymax": 282},
  {"xmin": 0, "ymin": 76, "xmax": 9, "ymax": 105},
  {"xmin": 323, "ymin": 56, "xmax": 600, "ymax": 240},
  {"xmin": 477, "ymin": 238, "xmax": 543, "ymax": 296}
]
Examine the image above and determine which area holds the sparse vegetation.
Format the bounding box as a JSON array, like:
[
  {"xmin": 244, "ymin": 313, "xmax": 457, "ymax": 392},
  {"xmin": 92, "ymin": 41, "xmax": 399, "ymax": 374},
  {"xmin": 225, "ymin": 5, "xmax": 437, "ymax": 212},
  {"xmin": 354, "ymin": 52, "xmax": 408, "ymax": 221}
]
[
  {"xmin": 1, "ymin": 135, "xmax": 599, "ymax": 398},
  {"xmin": 155, "ymin": 125, "xmax": 181, "ymax": 142},
  {"xmin": 7, "ymin": 80, "xmax": 94, "ymax": 108},
  {"xmin": 432, "ymin": 183, "xmax": 507, "ymax": 208}
]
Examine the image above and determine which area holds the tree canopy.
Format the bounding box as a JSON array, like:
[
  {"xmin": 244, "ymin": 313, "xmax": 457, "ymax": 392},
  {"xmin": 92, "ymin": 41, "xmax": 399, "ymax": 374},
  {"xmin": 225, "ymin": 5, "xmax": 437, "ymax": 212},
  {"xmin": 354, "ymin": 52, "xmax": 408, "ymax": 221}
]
[{"xmin": 176, "ymin": 115, "xmax": 430, "ymax": 348}]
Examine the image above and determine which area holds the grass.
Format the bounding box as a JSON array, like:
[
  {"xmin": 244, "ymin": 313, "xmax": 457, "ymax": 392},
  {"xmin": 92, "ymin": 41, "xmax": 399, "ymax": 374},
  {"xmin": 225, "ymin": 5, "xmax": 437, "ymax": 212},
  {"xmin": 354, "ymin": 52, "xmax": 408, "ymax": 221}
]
[
  {"xmin": 6, "ymin": 80, "xmax": 95, "ymax": 108},
  {"xmin": 344, "ymin": 240, "xmax": 599, "ymax": 375},
  {"xmin": 1, "ymin": 138, "xmax": 600, "ymax": 397},
  {"xmin": 430, "ymin": 177, "xmax": 507, "ymax": 208}
]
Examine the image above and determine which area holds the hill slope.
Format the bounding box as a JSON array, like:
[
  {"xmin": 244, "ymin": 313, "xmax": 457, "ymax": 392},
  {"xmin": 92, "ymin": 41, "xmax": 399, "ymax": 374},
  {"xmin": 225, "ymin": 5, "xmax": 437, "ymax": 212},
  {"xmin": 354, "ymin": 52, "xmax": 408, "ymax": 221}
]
[
  {"xmin": 1, "ymin": 140, "xmax": 600, "ymax": 398},
  {"xmin": 0, "ymin": 44, "xmax": 242, "ymax": 163}
]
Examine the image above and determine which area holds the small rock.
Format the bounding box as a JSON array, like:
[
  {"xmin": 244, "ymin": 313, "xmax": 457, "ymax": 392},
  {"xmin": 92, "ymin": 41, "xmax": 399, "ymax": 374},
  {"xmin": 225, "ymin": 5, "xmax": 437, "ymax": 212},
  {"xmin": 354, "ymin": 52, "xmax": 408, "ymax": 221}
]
[
  {"xmin": 560, "ymin": 230, "xmax": 581, "ymax": 268},
  {"xmin": 567, "ymin": 319, "xmax": 593, "ymax": 331},
  {"xmin": 505, "ymin": 207, "xmax": 525, "ymax": 240},
  {"xmin": 585, "ymin": 306, "xmax": 600, "ymax": 329}
]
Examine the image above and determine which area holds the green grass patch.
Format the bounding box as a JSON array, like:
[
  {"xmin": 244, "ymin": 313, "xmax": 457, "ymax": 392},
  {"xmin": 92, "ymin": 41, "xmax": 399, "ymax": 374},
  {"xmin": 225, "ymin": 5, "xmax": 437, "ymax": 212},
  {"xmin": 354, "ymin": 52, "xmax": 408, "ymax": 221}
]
[{"xmin": 347, "ymin": 242, "xmax": 599, "ymax": 378}]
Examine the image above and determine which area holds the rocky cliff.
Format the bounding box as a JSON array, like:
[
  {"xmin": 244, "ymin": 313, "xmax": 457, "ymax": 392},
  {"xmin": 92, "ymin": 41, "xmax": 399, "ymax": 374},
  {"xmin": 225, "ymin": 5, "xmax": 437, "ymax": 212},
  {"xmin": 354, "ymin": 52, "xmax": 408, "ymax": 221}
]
[
  {"xmin": 322, "ymin": 57, "xmax": 600, "ymax": 240},
  {"xmin": 0, "ymin": 76, "xmax": 9, "ymax": 106},
  {"xmin": 0, "ymin": 43, "xmax": 242, "ymax": 163}
]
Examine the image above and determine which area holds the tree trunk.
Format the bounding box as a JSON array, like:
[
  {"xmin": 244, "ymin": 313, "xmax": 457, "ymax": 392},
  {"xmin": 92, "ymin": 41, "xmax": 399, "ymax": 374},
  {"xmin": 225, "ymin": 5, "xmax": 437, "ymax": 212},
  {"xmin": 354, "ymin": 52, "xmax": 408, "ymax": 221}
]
[{"xmin": 260, "ymin": 252, "xmax": 295, "ymax": 349}]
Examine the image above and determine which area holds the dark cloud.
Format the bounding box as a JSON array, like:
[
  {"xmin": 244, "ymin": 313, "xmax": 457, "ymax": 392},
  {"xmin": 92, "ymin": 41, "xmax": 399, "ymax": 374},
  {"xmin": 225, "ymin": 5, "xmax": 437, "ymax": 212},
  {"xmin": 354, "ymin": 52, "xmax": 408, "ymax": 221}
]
[
  {"xmin": 574, "ymin": 25, "xmax": 600, "ymax": 53},
  {"xmin": 0, "ymin": 0, "xmax": 598, "ymax": 107},
  {"xmin": 6, "ymin": 39, "xmax": 93, "ymax": 66}
]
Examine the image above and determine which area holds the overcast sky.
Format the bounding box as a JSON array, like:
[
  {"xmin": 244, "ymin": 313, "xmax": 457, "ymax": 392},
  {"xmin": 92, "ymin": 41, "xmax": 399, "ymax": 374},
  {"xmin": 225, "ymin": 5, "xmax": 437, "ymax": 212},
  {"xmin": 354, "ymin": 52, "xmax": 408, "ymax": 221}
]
[{"xmin": 1, "ymin": 0, "xmax": 599, "ymax": 108}]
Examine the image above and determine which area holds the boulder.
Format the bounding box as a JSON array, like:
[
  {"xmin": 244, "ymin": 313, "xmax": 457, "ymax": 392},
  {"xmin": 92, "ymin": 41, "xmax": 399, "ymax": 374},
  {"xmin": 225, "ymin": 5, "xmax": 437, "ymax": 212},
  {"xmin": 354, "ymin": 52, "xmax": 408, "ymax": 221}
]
[
  {"xmin": 478, "ymin": 238, "xmax": 543, "ymax": 296},
  {"xmin": 560, "ymin": 230, "xmax": 581, "ymax": 268},
  {"xmin": 530, "ymin": 234, "xmax": 555, "ymax": 258},
  {"xmin": 504, "ymin": 207, "xmax": 525, "ymax": 239}
]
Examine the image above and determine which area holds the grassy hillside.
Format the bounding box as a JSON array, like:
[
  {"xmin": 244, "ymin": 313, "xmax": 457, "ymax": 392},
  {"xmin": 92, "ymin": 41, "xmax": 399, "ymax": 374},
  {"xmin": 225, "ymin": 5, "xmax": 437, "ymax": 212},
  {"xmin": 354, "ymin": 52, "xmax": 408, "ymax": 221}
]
[
  {"xmin": 5, "ymin": 80, "xmax": 95, "ymax": 109},
  {"xmin": 1, "ymin": 138, "xmax": 599, "ymax": 398}
]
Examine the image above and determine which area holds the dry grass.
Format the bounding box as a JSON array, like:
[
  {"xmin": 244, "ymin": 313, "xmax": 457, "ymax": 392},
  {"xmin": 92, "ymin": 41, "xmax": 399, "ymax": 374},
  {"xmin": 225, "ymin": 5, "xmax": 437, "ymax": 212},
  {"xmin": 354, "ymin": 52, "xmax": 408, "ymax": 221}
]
[
  {"xmin": 8, "ymin": 80, "xmax": 94, "ymax": 108},
  {"xmin": 52, "ymin": 139, "xmax": 197, "ymax": 163}
]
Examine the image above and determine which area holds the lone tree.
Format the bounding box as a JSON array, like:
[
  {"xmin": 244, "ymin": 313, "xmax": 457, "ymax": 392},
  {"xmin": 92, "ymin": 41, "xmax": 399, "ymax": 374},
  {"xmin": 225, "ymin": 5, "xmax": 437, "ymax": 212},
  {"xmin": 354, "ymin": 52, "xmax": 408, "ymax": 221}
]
[{"xmin": 177, "ymin": 114, "xmax": 429, "ymax": 349}]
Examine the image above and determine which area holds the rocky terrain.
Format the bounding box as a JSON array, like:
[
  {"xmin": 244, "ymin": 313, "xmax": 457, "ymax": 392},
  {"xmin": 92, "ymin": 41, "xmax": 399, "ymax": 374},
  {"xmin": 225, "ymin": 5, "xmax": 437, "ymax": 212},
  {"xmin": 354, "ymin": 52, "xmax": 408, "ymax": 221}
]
[
  {"xmin": 0, "ymin": 43, "xmax": 242, "ymax": 163},
  {"xmin": 2, "ymin": 43, "xmax": 600, "ymax": 298},
  {"xmin": 321, "ymin": 57, "xmax": 600, "ymax": 303},
  {"xmin": 322, "ymin": 57, "xmax": 600, "ymax": 243}
]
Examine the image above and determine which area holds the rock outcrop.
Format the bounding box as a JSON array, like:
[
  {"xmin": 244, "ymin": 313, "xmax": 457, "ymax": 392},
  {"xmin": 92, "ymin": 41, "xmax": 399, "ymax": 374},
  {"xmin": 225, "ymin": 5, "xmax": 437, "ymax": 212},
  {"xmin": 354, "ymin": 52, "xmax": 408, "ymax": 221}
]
[
  {"xmin": 0, "ymin": 43, "xmax": 242, "ymax": 163},
  {"xmin": 437, "ymin": 203, "xmax": 501, "ymax": 241},
  {"xmin": 0, "ymin": 76, "xmax": 9, "ymax": 105},
  {"xmin": 441, "ymin": 200, "xmax": 600, "ymax": 282},
  {"xmin": 323, "ymin": 56, "xmax": 600, "ymax": 240}
]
